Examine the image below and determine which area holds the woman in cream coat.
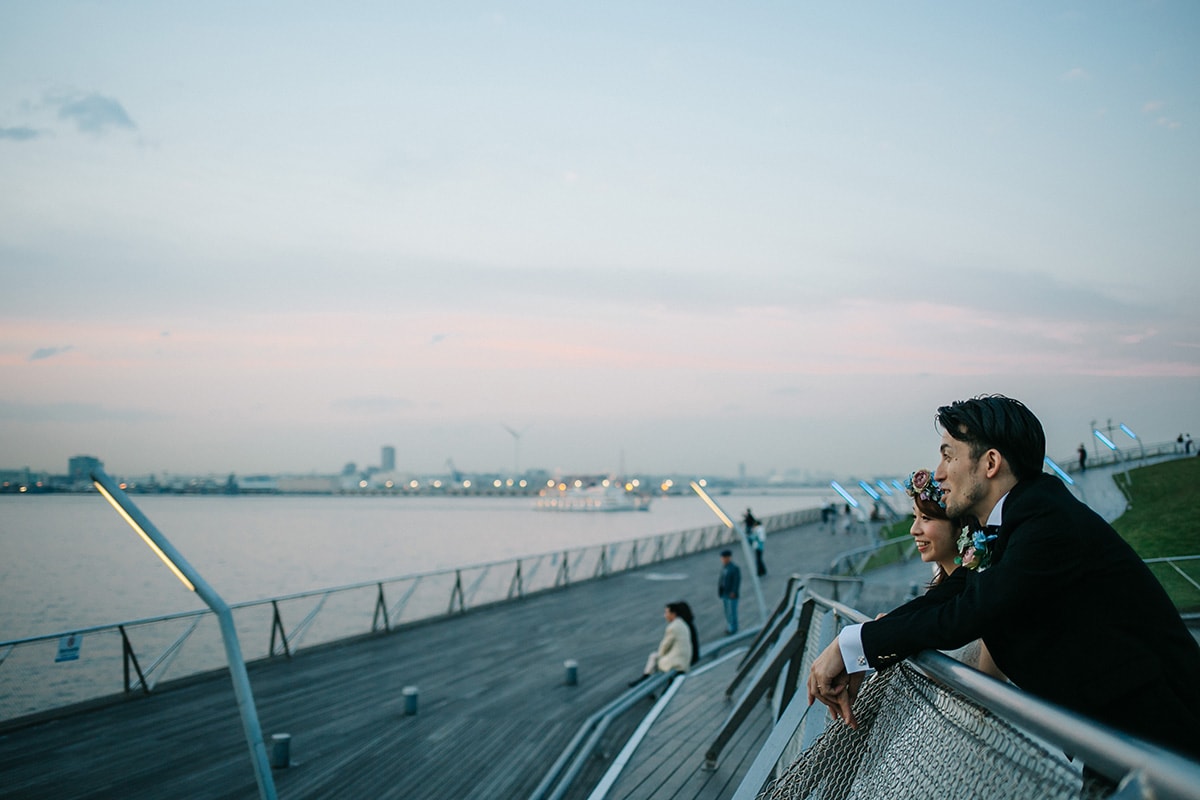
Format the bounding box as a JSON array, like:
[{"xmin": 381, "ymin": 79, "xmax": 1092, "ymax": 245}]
[{"xmin": 634, "ymin": 601, "xmax": 699, "ymax": 682}]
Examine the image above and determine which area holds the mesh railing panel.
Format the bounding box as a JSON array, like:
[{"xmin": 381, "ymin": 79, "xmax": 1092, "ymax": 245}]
[{"xmin": 757, "ymin": 663, "xmax": 1111, "ymax": 800}]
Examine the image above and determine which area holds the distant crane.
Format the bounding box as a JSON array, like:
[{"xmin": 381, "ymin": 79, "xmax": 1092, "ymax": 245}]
[{"xmin": 501, "ymin": 423, "xmax": 532, "ymax": 477}]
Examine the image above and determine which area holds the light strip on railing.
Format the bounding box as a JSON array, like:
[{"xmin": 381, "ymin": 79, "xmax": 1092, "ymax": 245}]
[
  {"xmin": 1042, "ymin": 457, "xmax": 1075, "ymax": 486},
  {"xmin": 689, "ymin": 482, "xmax": 735, "ymax": 528},
  {"xmin": 94, "ymin": 480, "xmax": 195, "ymax": 592}
]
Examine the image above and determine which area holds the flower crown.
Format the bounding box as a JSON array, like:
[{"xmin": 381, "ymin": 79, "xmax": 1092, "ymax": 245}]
[{"xmin": 904, "ymin": 469, "xmax": 946, "ymax": 509}]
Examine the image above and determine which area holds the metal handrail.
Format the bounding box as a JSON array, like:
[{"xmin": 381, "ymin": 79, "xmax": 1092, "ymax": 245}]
[
  {"xmin": 529, "ymin": 629, "xmax": 760, "ymax": 800},
  {"xmin": 828, "ymin": 534, "xmax": 916, "ymax": 576},
  {"xmin": 733, "ymin": 590, "xmax": 1200, "ymax": 800}
]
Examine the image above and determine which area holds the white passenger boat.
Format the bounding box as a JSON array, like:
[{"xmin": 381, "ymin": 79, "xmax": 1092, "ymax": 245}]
[{"xmin": 535, "ymin": 482, "xmax": 652, "ymax": 512}]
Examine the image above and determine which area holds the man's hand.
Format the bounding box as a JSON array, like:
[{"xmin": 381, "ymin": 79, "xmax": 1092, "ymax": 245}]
[{"xmin": 806, "ymin": 639, "xmax": 861, "ymax": 728}]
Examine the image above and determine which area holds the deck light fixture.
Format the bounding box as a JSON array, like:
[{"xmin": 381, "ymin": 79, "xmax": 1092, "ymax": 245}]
[
  {"xmin": 95, "ymin": 481, "xmax": 195, "ymax": 592},
  {"xmin": 857, "ymin": 481, "xmax": 881, "ymax": 502},
  {"xmin": 690, "ymin": 481, "xmax": 767, "ymax": 623},
  {"xmin": 830, "ymin": 481, "xmax": 859, "ymax": 508},
  {"xmin": 1093, "ymin": 430, "xmax": 1118, "ymax": 451},
  {"xmin": 91, "ymin": 467, "xmax": 277, "ymax": 800},
  {"xmin": 1043, "ymin": 457, "xmax": 1075, "ymax": 486}
]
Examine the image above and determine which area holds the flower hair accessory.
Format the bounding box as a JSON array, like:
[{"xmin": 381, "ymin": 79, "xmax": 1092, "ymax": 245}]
[
  {"xmin": 956, "ymin": 527, "xmax": 998, "ymax": 571},
  {"xmin": 904, "ymin": 469, "xmax": 946, "ymax": 509}
]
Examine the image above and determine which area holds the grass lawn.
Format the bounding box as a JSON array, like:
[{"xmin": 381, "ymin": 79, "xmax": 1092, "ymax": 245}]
[{"xmin": 1112, "ymin": 456, "xmax": 1200, "ymax": 611}]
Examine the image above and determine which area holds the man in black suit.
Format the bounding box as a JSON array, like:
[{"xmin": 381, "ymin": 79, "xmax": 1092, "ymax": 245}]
[{"xmin": 807, "ymin": 395, "xmax": 1200, "ymax": 761}]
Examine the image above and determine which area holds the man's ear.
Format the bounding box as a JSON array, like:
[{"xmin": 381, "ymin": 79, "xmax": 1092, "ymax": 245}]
[{"xmin": 982, "ymin": 448, "xmax": 1004, "ymax": 479}]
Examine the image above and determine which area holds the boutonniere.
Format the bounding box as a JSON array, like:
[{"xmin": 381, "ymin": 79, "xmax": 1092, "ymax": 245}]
[{"xmin": 956, "ymin": 527, "xmax": 998, "ymax": 571}]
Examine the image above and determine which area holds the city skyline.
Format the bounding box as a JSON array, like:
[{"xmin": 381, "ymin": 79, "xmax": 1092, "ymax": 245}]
[{"xmin": 2, "ymin": 3, "xmax": 1198, "ymax": 479}]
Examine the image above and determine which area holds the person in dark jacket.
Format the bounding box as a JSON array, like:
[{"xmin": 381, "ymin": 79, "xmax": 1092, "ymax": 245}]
[{"xmin": 717, "ymin": 550, "xmax": 741, "ymax": 635}]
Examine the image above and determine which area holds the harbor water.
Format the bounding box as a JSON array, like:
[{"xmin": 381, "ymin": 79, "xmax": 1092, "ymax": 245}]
[{"xmin": 1, "ymin": 488, "xmax": 833, "ymax": 642}]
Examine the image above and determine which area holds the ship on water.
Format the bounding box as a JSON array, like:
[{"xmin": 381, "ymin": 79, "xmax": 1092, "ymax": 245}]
[{"xmin": 535, "ymin": 476, "xmax": 652, "ymax": 511}]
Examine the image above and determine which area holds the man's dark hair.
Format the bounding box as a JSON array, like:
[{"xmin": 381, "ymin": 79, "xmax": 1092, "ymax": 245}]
[{"xmin": 936, "ymin": 395, "xmax": 1046, "ymax": 481}]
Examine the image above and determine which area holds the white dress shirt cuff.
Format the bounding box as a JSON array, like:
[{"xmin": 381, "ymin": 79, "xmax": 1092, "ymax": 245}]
[{"xmin": 838, "ymin": 623, "xmax": 871, "ymax": 674}]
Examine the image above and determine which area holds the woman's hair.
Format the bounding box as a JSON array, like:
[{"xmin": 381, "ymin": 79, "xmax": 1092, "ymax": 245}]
[{"xmin": 668, "ymin": 601, "xmax": 700, "ymax": 665}]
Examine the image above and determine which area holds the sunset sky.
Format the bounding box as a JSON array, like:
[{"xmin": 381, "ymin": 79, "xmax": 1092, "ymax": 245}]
[{"xmin": 2, "ymin": 2, "xmax": 1197, "ymax": 480}]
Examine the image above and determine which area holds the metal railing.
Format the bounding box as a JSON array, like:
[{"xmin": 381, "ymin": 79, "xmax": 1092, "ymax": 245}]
[
  {"xmin": 0, "ymin": 507, "xmax": 821, "ymax": 725},
  {"xmin": 529, "ymin": 629, "xmax": 760, "ymax": 800},
  {"xmin": 827, "ymin": 535, "xmax": 916, "ymax": 576},
  {"xmin": 726, "ymin": 587, "xmax": 1200, "ymax": 800}
]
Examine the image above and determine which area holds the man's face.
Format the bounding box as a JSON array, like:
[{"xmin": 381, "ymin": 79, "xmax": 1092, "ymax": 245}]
[{"xmin": 934, "ymin": 429, "xmax": 988, "ymax": 520}]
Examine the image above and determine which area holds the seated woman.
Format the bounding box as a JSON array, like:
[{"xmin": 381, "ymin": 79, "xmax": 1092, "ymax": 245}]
[
  {"xmin": 630, "ymin": 601, "xmax": 700, "ymax": 685},
  {"xmin": 904, "ymin": 469, "xmax": 1005, "ymax": 680}
]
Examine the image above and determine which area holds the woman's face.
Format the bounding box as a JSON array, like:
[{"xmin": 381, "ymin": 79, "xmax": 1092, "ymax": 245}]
[
  {"xmin": 910, "ymin": 504, "xmax": 959, "ymax": 570},
  {"xmin": 664, "ymin": 607, "xmax": 676, "ymax": 622}
]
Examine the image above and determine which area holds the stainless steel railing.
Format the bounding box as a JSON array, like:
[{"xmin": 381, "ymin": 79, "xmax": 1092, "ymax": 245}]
[{"xmin": 729, "ymin": 588, "xmax": 1200, "ymax": 800}]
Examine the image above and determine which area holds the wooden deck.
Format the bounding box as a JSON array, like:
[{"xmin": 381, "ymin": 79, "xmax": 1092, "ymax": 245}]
[
  {"xmin": 589, "ymin": 652, "xmax": 774, "ymax": 800},
  {"xmin": 0, "ymin": 516, "xmax": 880, "ymax": 799}
]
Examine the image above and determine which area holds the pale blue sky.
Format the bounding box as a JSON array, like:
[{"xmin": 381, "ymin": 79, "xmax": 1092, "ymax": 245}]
[{"xmin": 1, "ymin": 2, "xmax": 1197, "ymax": 479}]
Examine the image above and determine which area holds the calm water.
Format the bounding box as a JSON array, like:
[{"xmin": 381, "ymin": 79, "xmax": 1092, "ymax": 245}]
[{"xmin": 1, "ymin": 489, "xmax": 830, "ymax": 641}]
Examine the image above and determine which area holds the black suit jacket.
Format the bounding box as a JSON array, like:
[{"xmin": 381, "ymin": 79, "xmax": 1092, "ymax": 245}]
[{"xmin": 861, "ymin": 473, "xmax": 1200, "ymax": 759}]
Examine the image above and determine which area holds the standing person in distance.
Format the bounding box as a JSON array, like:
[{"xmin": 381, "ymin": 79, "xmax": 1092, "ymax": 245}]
[
  {"xmin": 744, "ymin": 507, "xmax": 767, "ymax": 576},
  {"xmin": 808, "ymin": 394, "xmax": 1200, "ymax": 763},
  {"xmin": 717, "ymin": 549, "xmax": 741, "ymax": 635}
]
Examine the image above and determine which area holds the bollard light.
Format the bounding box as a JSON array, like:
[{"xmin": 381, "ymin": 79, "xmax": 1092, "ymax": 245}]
[
  {"xmin": 564, "ymin": 659, "xmax": 578, "ymax": 686},
  {"xmin": 269, "ymin": 734, "xmax": 291, "ymax": 769}
]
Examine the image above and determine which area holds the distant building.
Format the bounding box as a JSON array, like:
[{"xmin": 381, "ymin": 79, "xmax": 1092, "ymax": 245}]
[
  {"xmin": 381, "ymin": 446, "xmax": 396, "ymax": 472},
  {"xmin": 0, "ymin": 467, "xmax": 34, "ymax": 491},
  {"xmin": 68, "ymin": 455, "xmax": 103, "ymax": 484}
]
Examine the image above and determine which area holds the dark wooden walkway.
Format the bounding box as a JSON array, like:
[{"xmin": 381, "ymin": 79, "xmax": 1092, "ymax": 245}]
[{"xmin": 0, "ymin": 516, "xmax": 878, "ymax": 799}]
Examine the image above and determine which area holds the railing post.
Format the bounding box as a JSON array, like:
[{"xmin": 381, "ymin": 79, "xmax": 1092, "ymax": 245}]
[
  {"xmin": 269, "ymin": 601, "xmax": 291, "ymax": 658},
  {"xmin": 120, "ymin": 625, "xmax": 150, "ymax": 695},
  {"xmin": 594, "ymin": 548, "xmax": 609, "ymax": 579},
  {"xmin": 555, "ymin": 551, "xmax": 570, "ymax": 588},
  {"xmin": 705, "ymin": 602, "xmax": 813, "ymax": 770},
  {"xmin": 508, "ymin": 561, "xmax": 523, "ymax": 599},
  {"xmin": 449, "ymin": 570, "xmax": 465, "ymax": 613},
  {"xmin": 372, "ymin": 583, "xmax": 390, "ymax": 633}
]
